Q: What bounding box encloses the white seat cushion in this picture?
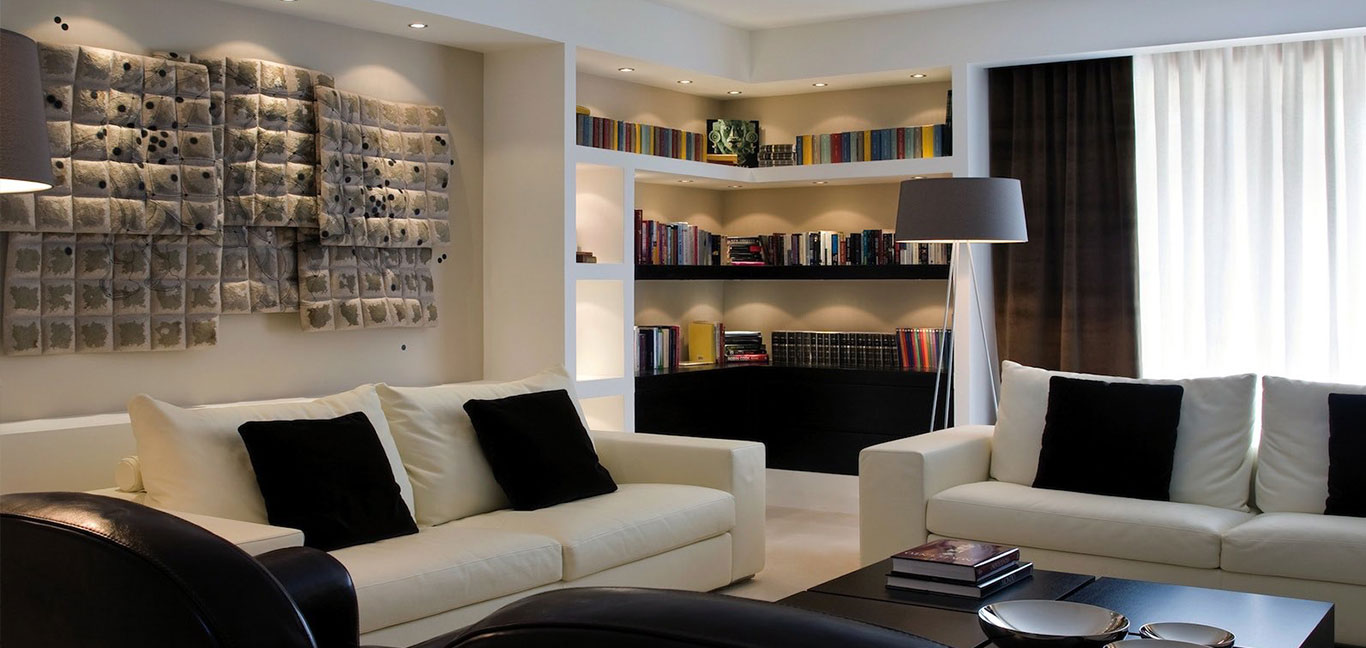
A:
[451,483,735,580]
[127,385,414,524]
[376,367,587,527]
[330,523,562,633]
[927,481,1254,568]
[1256,376,1366,514]
[991,361,1257,510]
[1221,512,1366,586]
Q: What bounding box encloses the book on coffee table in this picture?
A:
[892,539,1020,581]
[887,561,1034,598]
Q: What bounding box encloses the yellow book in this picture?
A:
[802,135,813,165]
[686,322,719,364]
[863,130,872,161]
[922,126,935,158]
[611,120,619,151]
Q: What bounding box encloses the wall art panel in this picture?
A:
[297,236,436,331]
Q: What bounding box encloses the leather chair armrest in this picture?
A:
[859,425,993,565]
[256,546,360,648]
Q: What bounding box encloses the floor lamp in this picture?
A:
[894,177,1027,431]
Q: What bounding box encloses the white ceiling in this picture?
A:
[644,0,1008,30]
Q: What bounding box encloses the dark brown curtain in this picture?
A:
[989,57,1138,377]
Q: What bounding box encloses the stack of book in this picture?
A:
[575,109,706,162]
[632,215,953,268]
[886,539,1033,598]
[895,328,952,371]
[758,144,795,167]
[635,325,681,372]
[723,330,768,363]
[794,124,951,165]
[725,237,766,266]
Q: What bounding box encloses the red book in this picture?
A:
[892,539,1020,582]
[833,132,843,163]
[896,128,906,159]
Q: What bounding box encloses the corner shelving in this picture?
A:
[635,264,950,281]
[574,145,956,189]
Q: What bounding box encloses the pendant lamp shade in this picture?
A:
[0,29,55,194]
[894,177,1027,243]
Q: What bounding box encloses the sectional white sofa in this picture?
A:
[89,368,765,646]
[860,363,1366,645]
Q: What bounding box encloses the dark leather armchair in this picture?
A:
[2,492,945,648]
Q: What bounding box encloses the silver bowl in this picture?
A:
[979,600,1130,648]
[1106,640,1210,648]
[1139,623,1235,648]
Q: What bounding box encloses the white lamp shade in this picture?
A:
[894,177,1027,243]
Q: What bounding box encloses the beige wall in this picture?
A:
[633,180,949,343]
[576,72,720,134]
[722,82,951,147]
[0,0,484,421]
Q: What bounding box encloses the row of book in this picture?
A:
[888,539,1033,598]
[727,232,951,267]
[771,329,950,371]
[634,213,953,267]
[636,325,681,372]
[637,323,772,371]
[757,144,795,167]
[794,124,951,165]
[576,113,706,162]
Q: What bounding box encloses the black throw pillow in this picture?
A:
[1326,393,1366,517]
[463,389,617,510]
[1033,376,1185,501]
[238,411,417,551]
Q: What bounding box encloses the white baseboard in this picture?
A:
[765,469,858,515]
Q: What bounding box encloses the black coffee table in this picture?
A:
[779,559,1335,648]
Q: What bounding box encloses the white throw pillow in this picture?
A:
[1256,376,1366,514]
[991,361,1257,510]
[128,385,414,524]
[376,366,586,527]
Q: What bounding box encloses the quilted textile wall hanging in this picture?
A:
[0,41,451,355]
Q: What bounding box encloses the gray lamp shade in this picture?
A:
[1,29,54,194]
[894,177,1027,243]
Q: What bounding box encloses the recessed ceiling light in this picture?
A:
[913,176,926,179]
[812,82,828,87]
[617,67,635,72]
[910,73,927,79]
[727,185,742,188]
[678,179,694,183]
[812,181,828,185]
[280,0,297,3]
[408,22,428,29]
[726,90,743,95]
[677,79,693,84]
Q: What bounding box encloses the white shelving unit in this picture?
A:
[485,45,997,433]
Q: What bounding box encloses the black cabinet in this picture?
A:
[635,365,951,475]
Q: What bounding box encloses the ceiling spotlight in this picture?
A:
[678,179,694,183]
[280,0,298,2]
[677,79,693,84]
[812,181,828,185]
[727,90,743,95]
[408,22,428,29]
[727,185,742,188]
[618,67,635,72]
[812,82,828,87]
[913,176,926,180]
[910,73,927,78]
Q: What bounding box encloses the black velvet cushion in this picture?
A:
[463,389,617,510]
[1326,393,1366,517]
[1033,376,1185,501]
[238,412,417,551]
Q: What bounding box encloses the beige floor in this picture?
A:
[719,505,862,601]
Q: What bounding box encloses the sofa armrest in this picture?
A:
[161,509,304,556]
[590,431,765,582]
[859,425,993,565]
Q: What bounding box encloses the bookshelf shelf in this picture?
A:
[634,264,950,281]
[636,362,942,382]
[574,145,956,189]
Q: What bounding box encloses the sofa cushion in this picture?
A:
[376,367,586,526]
[992,361,1257,510]
[128,386,414,524]
[450,483,735,580]
[1257,376,1366,513]
[927,481,1254,568]
[464,389,618,511]
[1221,512,1366,586]
[1034,376,1185,501]
[329,523,563,634]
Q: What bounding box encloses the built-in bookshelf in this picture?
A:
[485,43,997,439]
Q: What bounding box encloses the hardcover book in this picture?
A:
[887,561,1034,598]
[892,539,1020,581]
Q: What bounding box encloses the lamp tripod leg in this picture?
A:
[965,244,999,411]
[929,242,958,432]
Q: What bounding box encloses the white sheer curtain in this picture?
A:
[1134,36,1366,382]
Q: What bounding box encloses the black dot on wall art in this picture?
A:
[54,16,61,23]
[189,137,198,144]
[390,283,396,291]
[158,69,166,77]
[175,96,183,104]
[117,104,126,112]
[170,174,178,182]
[320,230,330,238]
[171,121,178,129]
[161,131,169,138]
[96,130,105,139]
[112,147,121,156]
[90,90,98,99]
[436,256,442,264]
[97,180,107,189]
[53,99,63,109]
[138,181,145,190]
[158,158,167,164]
[297,172,305,181]
[344,176,351,182]
[172,147,178,154]
[414,208,421,216]
[123,62,132,71]
[55,161,64,169]
[61,23,69,31]
[362,143,369,150]
[145,101,155,110]
[202,171,210,179]
[64,247,73,256]
[400,344,407,351]
[195,222,204,230]
[169,52,179,59]
[416,239,423,246]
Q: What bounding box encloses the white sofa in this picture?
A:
[860,364,1366,645]
[94,368,765,646]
